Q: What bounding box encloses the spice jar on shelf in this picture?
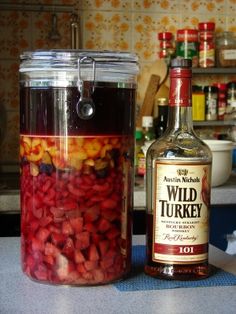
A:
[198,22,215,68]
[192,85,205,121]
[204,85,218,121]
[216,31,236,67]
[158,31,175,65]
[213,83,227,120]
[226,82,236,120]
[176,29,199,67]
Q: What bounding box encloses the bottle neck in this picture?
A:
[167,106,193,131]
[158,105,168,118]
[167,66,193,131]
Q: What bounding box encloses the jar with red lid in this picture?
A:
[198,22,215,68]
[176,29,199,67]
[213,83,227,120]
[158,32,175,65]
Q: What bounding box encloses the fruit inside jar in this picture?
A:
[20,86,135,285]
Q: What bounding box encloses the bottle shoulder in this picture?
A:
[147,129,212,162]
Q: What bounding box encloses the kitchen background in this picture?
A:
[1,0,236,168]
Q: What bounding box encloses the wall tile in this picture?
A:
[133,0,178,13]
[0,60,19,110]
[226,0,236,14]
[81,0,131,10]
[0,111,19,164]
[132,12,180,62]
[0,10,31,59]
[31,11,71,49]
[180,0,227,14]
[82,10,132,50]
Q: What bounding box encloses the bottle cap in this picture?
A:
[171,58,192,68]
[176,29,198,42]
[198,22,215,31]
[135,128,143,140]
[158,32,172,40]
[203,86,218,93]
[142,116,153,128]
[213,83,227,91]
[157,98,168,106]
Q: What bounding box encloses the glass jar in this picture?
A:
[198,22,215,68]
[19,50,139,285]
[176,29,199,67]
[216,31,236,67]
[158,31,175,65]
[192,85,205,121]
[213,83,227,120]
[226,82,236,120]
[204,86,218,121]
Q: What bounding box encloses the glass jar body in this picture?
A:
[19,50,138,285]
[216,32,236,67]
[198,22,215,68]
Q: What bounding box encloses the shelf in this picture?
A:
[193,120,236,126]
[192,67,236,75]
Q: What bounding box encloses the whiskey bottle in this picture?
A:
[145,58,212,280]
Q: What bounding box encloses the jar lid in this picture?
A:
[142,116,153,128]
[198,22,215,31]
[213,83,227,91]
[157,98,168,106]
[227,81,236,89]
[171,58,192,68]
[135,128,143,140]
[192,85,204,93]
[204,86,218,93]
[216,31,236,45]
[19,49,139,85]
[176,29,198,41]
[158,32,172,40]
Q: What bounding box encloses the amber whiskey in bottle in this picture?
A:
[145,59,212,280]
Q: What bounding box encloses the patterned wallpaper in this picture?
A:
[1,0,236,166]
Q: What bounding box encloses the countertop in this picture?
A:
[1,235,236,314]
[1,173,236,213]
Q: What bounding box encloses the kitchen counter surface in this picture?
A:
[1,235,236,314]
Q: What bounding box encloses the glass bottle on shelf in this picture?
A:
[145,58,212,280]
[153,98,168,138]
[142,116,156,142]
[135,128,145,177]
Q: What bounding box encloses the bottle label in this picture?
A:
[152,162,211,264]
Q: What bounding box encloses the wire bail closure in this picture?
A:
[76,56,96,120]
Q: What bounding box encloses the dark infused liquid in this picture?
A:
[20,86,136,136]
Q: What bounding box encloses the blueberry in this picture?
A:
[39,163,54,174]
